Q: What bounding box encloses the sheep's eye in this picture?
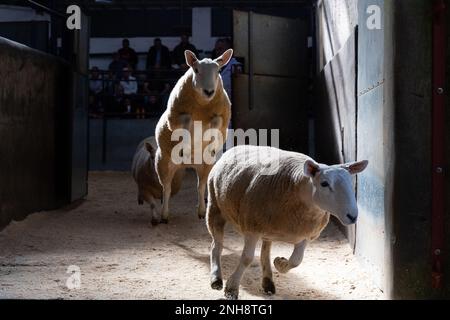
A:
[321,181,330,188]
[194,68,199,74]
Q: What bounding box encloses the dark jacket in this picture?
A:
[118,47,138,69]
[146,45,172,69]
[172,43,199,66]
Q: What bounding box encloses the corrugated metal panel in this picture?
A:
[313,29,357,247]
[356,0,385,291]
[314,30,357,165]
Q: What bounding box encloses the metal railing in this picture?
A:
[88,68,186,119]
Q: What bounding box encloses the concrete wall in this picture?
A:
[0,37,72,229]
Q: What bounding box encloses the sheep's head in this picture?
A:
[303,159,369,226]
[184,49,233,102]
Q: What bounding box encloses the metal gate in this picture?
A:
[70,11,90,202]
[232,10,310,152]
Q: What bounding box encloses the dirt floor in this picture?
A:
[0,171,383,300]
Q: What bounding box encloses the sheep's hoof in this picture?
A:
[274,257,290,274]
[197,208,206,220]
[151,218,160,226]
[224,287,239,300]
[138,199,144,205]
[211,278,223,290]
[262,277,276,295]
[160,218,169,224]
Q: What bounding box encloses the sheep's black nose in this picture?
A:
[203,89,215,97]
[346,214,357,223]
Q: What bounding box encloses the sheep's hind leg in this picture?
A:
[195,166,210,219]
[274,240,308,274]
[225,235,259,300]
[207,203,226,290]
[261,240,276,295]
[149,196,159,226]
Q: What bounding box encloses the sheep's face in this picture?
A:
[185,49,233,102]
[304,159,369,226]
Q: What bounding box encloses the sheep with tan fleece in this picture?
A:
[155,49,233,224]
[131,136,185,225]
[206,145,368,299]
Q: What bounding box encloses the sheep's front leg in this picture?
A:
[210,115,223,130]
[169,113,193,131]
[225,235,259,300]
[205,115,224,158]
[261,240,276,295]
[274,240,308,274]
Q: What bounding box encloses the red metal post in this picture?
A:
[432,0,447,290]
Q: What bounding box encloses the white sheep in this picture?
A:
[131,136,185,225]
[155,49,233,224]
[206,145,368,299]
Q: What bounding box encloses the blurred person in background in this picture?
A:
[109,52,127,80]
[219,38,242,99]
[172,34,198,68]
[211,38,225,60]
[89,67,104,116]
[89,67,103,95]
[146,38,171,70]
[145,95,162,116]
[160,82,172,110]
[118,39,138,70]
[119,67,138,96]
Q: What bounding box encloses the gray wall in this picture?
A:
[315,0,449,298]
[0,37,72,229]
[89,118,159,171]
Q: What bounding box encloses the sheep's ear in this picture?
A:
[214,49,233,68]
[304,159,321,178]
[185,50,198,68]
[342,160,369,175]
[145,142,155,156]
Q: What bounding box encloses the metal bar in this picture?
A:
[431,0,447,290]
[102,117,107,164]
[248,11,254,111]
[27,0,66,18]
[49,0,58,55]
